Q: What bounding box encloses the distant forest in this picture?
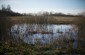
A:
[0,4,84,17]
[0,5,22,16]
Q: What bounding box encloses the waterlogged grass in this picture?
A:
[0,40,85,55]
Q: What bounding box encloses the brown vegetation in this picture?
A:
[9,16,84,24]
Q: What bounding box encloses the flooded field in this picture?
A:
[0,0,85,54]
[11,24,78,48]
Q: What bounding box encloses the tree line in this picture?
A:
[0,4,84,17]
[0,4,22,16]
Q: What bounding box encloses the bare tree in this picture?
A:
[6,4,11,12]
[1,4,11,12]
[1,5,6,11]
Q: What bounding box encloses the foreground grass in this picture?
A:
[0,40,85,55]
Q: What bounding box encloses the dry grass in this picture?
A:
[9,16,84,24]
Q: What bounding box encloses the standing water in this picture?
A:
[11,24,78,48]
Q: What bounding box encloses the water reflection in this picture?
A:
[11,24,78,48]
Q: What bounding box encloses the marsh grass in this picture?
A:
[0,40,85,55]
[0,16,85,55]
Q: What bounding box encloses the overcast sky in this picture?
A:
[0,0,85,14]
